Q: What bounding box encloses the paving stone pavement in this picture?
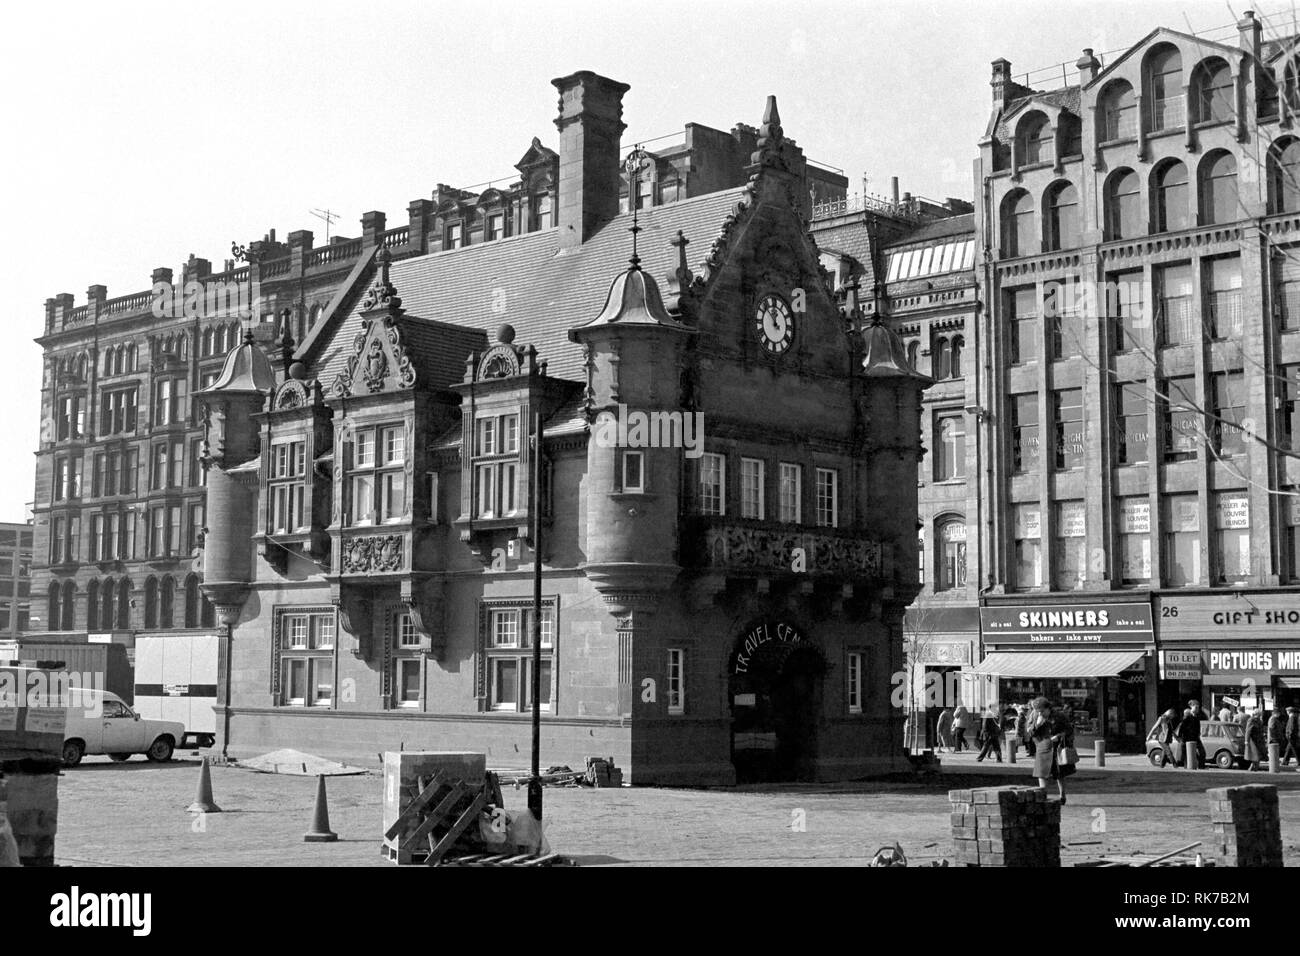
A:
[47,752,1300,866]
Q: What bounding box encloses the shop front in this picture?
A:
[974,599,1157,753]
[902,605,984,751]
[1154,593,1300,716]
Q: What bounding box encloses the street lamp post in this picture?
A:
[528,410,544,822]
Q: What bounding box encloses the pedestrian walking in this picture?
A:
[1267,706,1287,767]
[952,704,971,753]
[1018,704,1036,757]
[1217,702,1234,724]
[1245,709,1267,771]
[1147,707,1178,767]
[976,706,1003,762]
[1027,696,1074,803]
[1176,700,1206,769]
[1283,706,1300,767]
[936,707,954,753]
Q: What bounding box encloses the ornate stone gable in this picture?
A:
[329,250,418,398]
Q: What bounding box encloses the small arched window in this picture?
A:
[116,579,131,629]
[933,337,950,380]
[86,579,99,631]
[159,576,175,629]
[100,580,114,631]
[906,340,919,370]
[1268,138,1300,214]
[1046,181,1079,251]
[1147,45,1184,132]
[936,518,968,591]
[1154,160,1189,233]
[1285,57,1300,113]
[184,574,199,628]
[61,583,74,633]
[202,328,214,357]
[48,583,60,630]
[1002,189,1036,258]
[126,343,137,372]
[1195,58,1234,124]
[1105,169,1142,240]
[144,577,158,629]
[1016,113,1052,167]
[951,335,965,378]
[1099,80,1136,142]
[201,591,215,628]
[1200,151,1239,225]
[103,352,113,376]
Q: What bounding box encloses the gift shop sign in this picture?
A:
[1156,594,1300,637]
[980,603,1153,645]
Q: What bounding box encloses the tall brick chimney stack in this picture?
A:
[1239,9,1262,61]
[552,71,631,251]
[991,59,1014,105]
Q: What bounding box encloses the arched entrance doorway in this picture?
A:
[729,620,825,783]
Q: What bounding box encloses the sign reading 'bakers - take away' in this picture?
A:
[980,603,1154,645]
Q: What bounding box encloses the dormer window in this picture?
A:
[531,193,552,231]
[486,213,505,241]
[445,222,464,250]
[473,413,519,519]
[348,424,406,526]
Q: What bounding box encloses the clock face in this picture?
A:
[755,294,795,354]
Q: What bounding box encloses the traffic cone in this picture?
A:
[303,774,338,843]
[186,756,222,813]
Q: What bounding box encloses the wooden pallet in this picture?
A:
[383,771,502,866]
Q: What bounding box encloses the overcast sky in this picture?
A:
[0,0,1287,517]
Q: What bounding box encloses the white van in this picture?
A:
[62,690,186,767]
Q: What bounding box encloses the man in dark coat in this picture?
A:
[1267,706,1287,766]
[1245,710,1268,771]
[1176,700,1206,769]
[1284,706,1300,767]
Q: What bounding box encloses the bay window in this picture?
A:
[270,439,307,533]
[472,413,519,520]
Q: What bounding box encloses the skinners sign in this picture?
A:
[980,603,1154,645]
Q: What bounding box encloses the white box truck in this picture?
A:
[132,634,218,749]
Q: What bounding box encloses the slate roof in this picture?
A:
[886,214,975,249]
[308,186,748,386]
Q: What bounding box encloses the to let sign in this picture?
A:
[1161,650,1202,680]
[980,603,1154,645]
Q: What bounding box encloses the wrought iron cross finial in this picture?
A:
[625,146,650,269]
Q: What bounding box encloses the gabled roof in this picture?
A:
[307,187,747,385]
[1264,34,1300,64]
[1086,26,1239,92]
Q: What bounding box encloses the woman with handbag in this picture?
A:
[1028,696,1075,804]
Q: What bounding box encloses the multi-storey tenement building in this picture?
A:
[0,522,33,641]
[966,11,1300,751]
[31,110,841,661]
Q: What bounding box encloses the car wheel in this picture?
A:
[1148,749,1165,768]
[108,753,131,762]
[61,739,85,768]
[1216,750,1235,770]
[146,737,174,762]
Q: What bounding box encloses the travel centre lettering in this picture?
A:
[733,622,802,674]
[1209,650,1300,671]
[1017,609,1109,628]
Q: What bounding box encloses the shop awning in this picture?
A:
[968,651,1146,678]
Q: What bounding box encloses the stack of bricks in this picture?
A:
[1207,784,1283,867]
[1,768,60,866]
[949,786,1061,867]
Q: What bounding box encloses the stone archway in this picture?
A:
[728,619,825,783]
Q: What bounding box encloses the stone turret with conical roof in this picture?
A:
[197,329,278,616]
[569,232,696,609]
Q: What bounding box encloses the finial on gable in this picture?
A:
[362,246,402,312]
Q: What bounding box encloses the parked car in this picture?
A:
[61,690,185,767]
[1146,719,1245,769]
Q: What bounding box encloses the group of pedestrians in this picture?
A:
[1148,699,1300,771]
[933,698,1075,802]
